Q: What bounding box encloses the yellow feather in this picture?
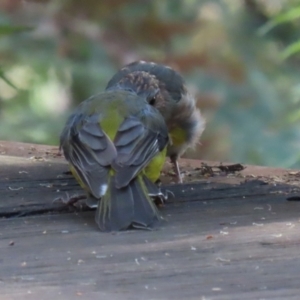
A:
[69,165,87,191]
[143,147,167,182]
[99,108,123,141]
[169,127,186,147]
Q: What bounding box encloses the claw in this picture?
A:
[142,175,172,206]
[149,187,174,206]
[149,191,166,206]
[165,189,175,198]
[53,192,87,208]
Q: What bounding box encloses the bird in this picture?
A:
[106,60,205,183]
[59,89,169,231]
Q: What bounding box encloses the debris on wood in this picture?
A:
[220,230,229,235]
[8,186,23,191]
[39,183,53,188]
[271,233,282,238]
[216,257,230,263]
[218,163,245,173]
[29,156,46,161]
[253,222,264,226]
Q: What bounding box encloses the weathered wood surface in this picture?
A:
[1,141,300,300]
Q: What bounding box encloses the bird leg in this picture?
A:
[170,156,183,183]
[143,177,169,206]
[53,193,87,208]
[151,179,174,206]
[153,189,175,207]
[151,189,167,206]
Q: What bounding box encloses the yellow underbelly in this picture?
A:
[143,147,167,182]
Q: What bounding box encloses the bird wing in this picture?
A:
[112,114,167,189]
[61,113,117,198]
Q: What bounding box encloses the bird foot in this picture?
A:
[151,188,174,207]
[53,193,87,209]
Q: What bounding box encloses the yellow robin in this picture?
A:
[59,89,169,231]
[106,61,205,183]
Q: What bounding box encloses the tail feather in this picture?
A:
[130,176,159,229]
[95,176,134,231]
[95,175,159,231]
[85,196,98,209]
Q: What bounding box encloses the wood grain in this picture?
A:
[1,141,300,300]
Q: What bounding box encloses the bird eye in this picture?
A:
[149,97,156,105]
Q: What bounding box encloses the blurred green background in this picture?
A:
[1,0,300,167]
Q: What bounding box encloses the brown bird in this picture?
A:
[106,61,205,183]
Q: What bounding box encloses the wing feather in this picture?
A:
[112,115,164,189]
[60,113,117,198]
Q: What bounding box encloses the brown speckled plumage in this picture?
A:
[106,61,205,183]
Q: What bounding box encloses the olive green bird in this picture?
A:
[106,61,205,183]
[59,89,169,231]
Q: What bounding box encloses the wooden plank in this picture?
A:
[1,154,298,215]
[0,155,75,214]
[1,141,300,299]
[1,195,300,299]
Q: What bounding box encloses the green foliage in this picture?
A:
[259,4,300,59]
[258,6,300,36]
[0,68,18,90]
[0,23,32,89]
[1,0,300,168]
[282,40,300,59]
[0,24,33,36]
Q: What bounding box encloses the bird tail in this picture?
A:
[95,175,160,231]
